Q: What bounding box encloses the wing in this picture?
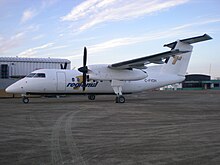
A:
[108,49,188,69]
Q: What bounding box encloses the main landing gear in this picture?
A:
[111,80,126,104]
[115,95,125,103]
[88,95,96,100]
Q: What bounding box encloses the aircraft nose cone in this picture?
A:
[5,84,23,94]
[5,85,15,93]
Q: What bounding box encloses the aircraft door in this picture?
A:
[56,72,66,91]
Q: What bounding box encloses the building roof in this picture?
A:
[185,74,211,81]
[0,57,71,63]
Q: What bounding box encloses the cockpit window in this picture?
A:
[26,73,46,78]
[26,73,36,77]
[34,73,46,78]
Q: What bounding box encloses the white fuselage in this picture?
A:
[5,65,185,95]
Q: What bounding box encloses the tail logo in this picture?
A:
[172,55,182,65]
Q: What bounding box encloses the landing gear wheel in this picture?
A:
[88,95,95,100]
[115,95,125,103]
[22,97,29,104]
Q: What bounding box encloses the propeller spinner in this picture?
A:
[78,47,88,91]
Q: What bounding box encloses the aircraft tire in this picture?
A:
[118,95,125,103]
[115,96,125,103]
[22,97,29,104]
[88,95,95,100]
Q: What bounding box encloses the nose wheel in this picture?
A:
[22,97,29,104]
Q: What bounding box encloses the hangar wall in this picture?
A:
[0,57,71,79]
[162,74,220,90]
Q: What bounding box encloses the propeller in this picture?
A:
[78,47,88,91]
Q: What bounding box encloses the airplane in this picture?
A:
[5,34,212,104]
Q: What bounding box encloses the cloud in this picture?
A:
[20,0,59,24]
[67,15,219,60]
[87,31,183,54]
[61,0,189,32]
[41,0,59,8]
[0,24,42,54]
[66,29,184,61]
[32,34,45,41]
[0,32,25,53]
[19,43,54,57]
[61,0,115,21]
[48,45,69,50]
[86,17,219,55]
[88,37,142,53]
[21,8,37,23]
[172,18,220,30]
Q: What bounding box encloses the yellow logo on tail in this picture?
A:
[172,55,182,65]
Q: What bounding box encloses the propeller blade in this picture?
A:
[83,72,86,91]
[83,47,87,67]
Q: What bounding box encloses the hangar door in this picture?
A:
[56,72,66,91]
[1,64,9,79]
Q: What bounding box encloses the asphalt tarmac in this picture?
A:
[0,90,220,165]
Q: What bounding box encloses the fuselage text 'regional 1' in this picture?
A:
[67,82,99,89]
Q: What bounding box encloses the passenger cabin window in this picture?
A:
[26,73,46,78]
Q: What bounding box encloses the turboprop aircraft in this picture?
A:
[6,34,212,103]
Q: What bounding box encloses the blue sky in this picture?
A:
[0,0,220,78]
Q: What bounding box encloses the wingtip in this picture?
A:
[203,33,213,40]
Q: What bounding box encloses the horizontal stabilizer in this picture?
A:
[164,34,212,49]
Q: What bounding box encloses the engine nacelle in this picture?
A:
[88,64,147,81]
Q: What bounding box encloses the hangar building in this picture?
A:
[161,74,220,90]
[0,57,70,79]
[0,57,71,97]
[182,74,220,90]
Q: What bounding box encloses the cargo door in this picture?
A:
[56,72,66,91]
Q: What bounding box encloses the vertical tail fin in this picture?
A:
[161,34,212,76]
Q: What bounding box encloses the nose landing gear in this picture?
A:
[22,97,29,104]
